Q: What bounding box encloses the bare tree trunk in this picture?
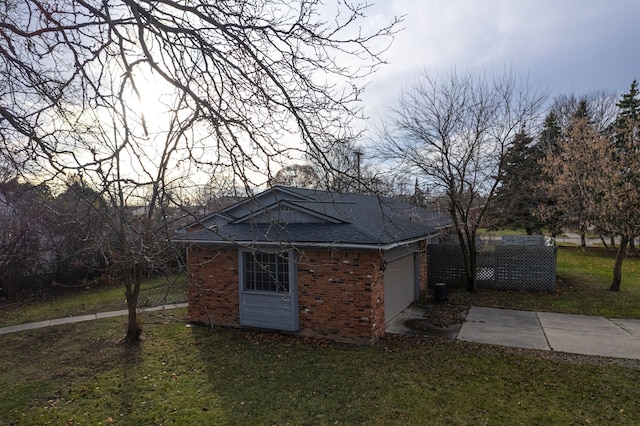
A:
[599,235,608,249]
[467,237,477,292]
[124,266,143,343]
[454,227,471,291]
[611,235,616,249]
[449,196,478,293]
[609,234,629,292]
[580,232,586,248]
[455,223,477,293]
[630,236,635,251]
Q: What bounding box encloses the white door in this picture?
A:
[384,253,417,323]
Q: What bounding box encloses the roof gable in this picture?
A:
[220,186,312,219]
[231,200,344,225]
[175,185,451,248]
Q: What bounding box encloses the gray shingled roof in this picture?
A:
[174,186,451,249]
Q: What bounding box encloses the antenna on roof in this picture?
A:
[354,148,363,194]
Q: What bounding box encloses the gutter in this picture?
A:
[172,232,443,252]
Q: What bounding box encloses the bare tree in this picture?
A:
[377,68,546,292]
[312,138,393,194]
[550,91,619,134]
[0,0,400,342]
[268,164,320,189]
[540,94,619,246]
[541,83,640,291]
[188,167,244,214]
[0,179,56,298]
[49,175,110,287]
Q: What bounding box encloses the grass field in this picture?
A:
[2,314,639,425]
[0,275,187,328]
[447,246,640,319]
[1,247,640,425]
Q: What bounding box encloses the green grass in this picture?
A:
[1,313,639,425]
[4,245,637,327]
[2,247,640,424]
[0,275,187,328]
[476,228,527,236]
[555,245,640,285]
[447,246,640,319]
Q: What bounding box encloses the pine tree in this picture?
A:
[613,80,640,148]
[539,111,562,153]
[410,178,427,206]
[612,80,640,253]
[535,112,564,236]
[490,129,547,234]
[574,99,590,120]
[616,80,639,119]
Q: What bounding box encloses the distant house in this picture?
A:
[174,185,451,343]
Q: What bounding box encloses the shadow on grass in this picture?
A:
[115,343,143,418]
[3,316,640,425]
[188,324,386,424]
[185,323,640,425]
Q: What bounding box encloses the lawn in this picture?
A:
[1,313,639,425]
[0,275,187,328]
[447,246,640,319]
[1,247,640,425]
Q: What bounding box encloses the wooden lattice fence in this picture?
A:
[427,236,556,291]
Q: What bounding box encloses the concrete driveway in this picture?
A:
[388,305,640,360]
[459,307,640,359]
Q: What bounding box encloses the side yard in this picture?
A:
[1,246,639,424]
[442,246,640,319]
[3,246,639,328]
[0,275,187,328]
[1,315,639,425]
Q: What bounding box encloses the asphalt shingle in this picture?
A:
[175,186,451,248]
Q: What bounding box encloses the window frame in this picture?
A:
[241,249,291,294]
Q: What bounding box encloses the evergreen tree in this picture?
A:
[491,113,568,236]
[536,112,564,236]
[539,111,562,153]
[574,99,590,120]
[613,80,640,147]
[616,80,639,119]
[611,80,640,253]
[410,178,427,206]
[490,129,546,234]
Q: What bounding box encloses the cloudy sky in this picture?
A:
[360,0,640,120]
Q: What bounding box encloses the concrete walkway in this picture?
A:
[4,303,640,361]
[388,305,640,360]
[0,303,188,335]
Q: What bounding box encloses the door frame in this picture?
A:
[238,248,299,331]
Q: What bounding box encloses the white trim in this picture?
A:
[175,234,439,251]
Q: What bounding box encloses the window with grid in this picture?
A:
[243,251,290,293]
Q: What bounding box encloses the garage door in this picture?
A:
[384,253,417,323]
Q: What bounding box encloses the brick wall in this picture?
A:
[186,244,417,343]
[296,248,385,343]
[186,246,239,326]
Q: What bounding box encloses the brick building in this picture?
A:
[174,186,450,343]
